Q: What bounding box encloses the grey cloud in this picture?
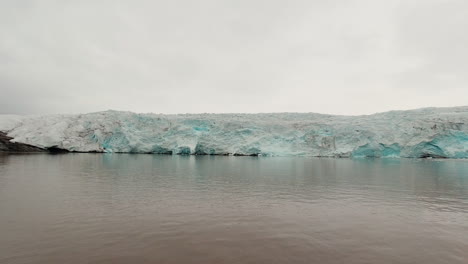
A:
[0,0,466,115]
[392,0,468,91]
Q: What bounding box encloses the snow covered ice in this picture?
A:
[0,107,467,158]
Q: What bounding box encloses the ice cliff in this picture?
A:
[0,107,467,158]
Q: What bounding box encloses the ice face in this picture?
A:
[0,107,467,158]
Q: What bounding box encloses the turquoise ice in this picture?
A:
[1,107,467,158]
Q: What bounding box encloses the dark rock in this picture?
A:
[0,132,45,153]
[46,146,69,153]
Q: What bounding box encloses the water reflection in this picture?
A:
[0,154,467,264]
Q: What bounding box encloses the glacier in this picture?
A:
[0,107,467,158]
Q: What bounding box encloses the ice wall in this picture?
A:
[0,107,467,158]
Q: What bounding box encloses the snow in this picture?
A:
[0,107,467,158]
[0,115,25,131]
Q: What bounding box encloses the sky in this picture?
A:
[0,0,467,115]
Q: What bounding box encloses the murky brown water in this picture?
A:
[0,154,467,264]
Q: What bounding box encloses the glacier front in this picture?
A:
[0,107,467,158]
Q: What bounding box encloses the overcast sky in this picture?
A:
[1,0,467,115]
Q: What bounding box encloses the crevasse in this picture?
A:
[0,107,467,158]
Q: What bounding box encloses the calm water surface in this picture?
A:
[0,154,467,264]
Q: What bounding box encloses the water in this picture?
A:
[0,154,467,264]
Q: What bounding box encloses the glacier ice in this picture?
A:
[0,107,467,158]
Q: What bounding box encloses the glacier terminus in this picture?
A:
[0,107,467,158]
